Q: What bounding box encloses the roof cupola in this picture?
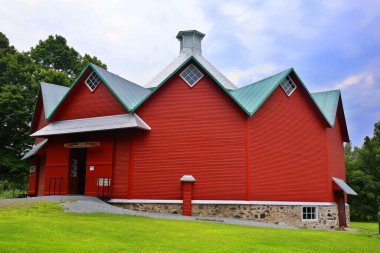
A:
[176,30,205,55]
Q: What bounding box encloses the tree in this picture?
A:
[30,35,81,78]
[30,35,106,80]
[0,32,106,187]
[0,32,16,56]
[346,122,380,220]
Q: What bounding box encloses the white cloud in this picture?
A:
[335,72,375,90]
[225,63,280,86]
[0,0,212,84]
[216,0,314,62]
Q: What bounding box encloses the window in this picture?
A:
[85,71,102,91]
[280,76,297,96]
[180,64,204,87]
[302,206,317,221]
[29,166,36,173]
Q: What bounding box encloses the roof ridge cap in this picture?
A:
[236,68,293,90]
[90,63,146,89]
[193,54,238,90]
[311,89,341,95]
[144,53,192,88]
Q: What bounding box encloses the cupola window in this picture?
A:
[180,64,204,87]
[85,71,102,92]
[280,76,297,96]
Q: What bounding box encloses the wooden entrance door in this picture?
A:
[336,191,347,227]
[68,148,87,194]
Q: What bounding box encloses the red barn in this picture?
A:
[23,30,357,229]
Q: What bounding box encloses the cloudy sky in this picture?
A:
[1,0,379,146]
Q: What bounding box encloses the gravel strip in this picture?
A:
[0,196,296,229]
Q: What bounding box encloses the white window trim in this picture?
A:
[180,64,204,88]
[85,71,101,92]
[301,206,318,221]
[280,76,297,96]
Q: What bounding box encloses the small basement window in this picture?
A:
[85,71,102,92]
[280,76,297,96]
[180,64,204,87]
[302,206,317,221]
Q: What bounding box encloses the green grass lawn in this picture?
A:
[350,221,379,234]
[0,201,379,253]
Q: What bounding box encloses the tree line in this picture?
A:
[0,32,106,188]
[345,122,380,221]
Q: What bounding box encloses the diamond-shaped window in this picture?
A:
[180,64,204,87]
[280,76,297,96]
[85,71,102,92]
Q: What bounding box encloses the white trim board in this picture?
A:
[108,199,337,206]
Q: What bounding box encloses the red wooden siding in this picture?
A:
[37,156,46,196]
[248,73,330,202]
[27,61,349,204]
[326,104,347,202]
[28,171,37,196]
[111,131,131,198]
[85,132,114,196]
[133,61,247,200]
[51,69,127,121]
[44,137,69,195]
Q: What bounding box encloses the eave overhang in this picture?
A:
[332,177,358,195]
[30,114,151,137]
[21,139,48,161]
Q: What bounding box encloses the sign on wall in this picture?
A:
[64,142,101,148]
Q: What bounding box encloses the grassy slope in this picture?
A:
[0,202,379,253]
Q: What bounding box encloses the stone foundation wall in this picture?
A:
[113,203,345,229]
[114,203,182,215]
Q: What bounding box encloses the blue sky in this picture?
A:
[0,0,379,146]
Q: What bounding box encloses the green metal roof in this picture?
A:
[229,68,292,116]
[90,64,152,111]
[311,90,340,127]
[39,62,341,131]
[228,68,338,128]
[46,64,152,121]
[40,82,69,120]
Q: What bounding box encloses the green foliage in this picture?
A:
[30,35,81,78]
[30,35,107,79]
[32,68,71,87]
[0,33,16,56]
[0,202,379,253]
[346,121,380,221]
[0,32,106,186]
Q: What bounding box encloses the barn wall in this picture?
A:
[326,106,347,202]
[44,137,69,195]
[51,68,127,121]
[37,156,46,196]
[28,171,37,196]
[85,132,114,196]
[134,61,247,200]
[248,73,330,202]
[111,131,131,198]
